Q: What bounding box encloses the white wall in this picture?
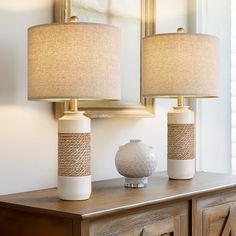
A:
[0,0,188,195]
[194,0,231,173]
[231,1,236,174]
[0,1,57,194]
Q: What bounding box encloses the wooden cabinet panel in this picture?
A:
[1,173,236,236]
[202,203,233,235]
[192,190,236,236]
[89,202,189,236]
[0,208,73,236]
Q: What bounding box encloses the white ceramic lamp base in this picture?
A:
[167,106,195,180]
[58,111,91,200]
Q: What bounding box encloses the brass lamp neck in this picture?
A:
[177,96,184,107]
[69,16,79,23]
[69,99,78,112]
[177,27,185,33]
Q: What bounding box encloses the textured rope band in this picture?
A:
[58,133,91,176]
[168,124,195,160]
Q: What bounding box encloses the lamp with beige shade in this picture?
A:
[28,19,121,200]
[143,29,219,179]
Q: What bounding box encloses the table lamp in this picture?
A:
[143,28,219,179]
[28,18,121,200]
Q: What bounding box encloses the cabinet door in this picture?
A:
[88,201,189,236]
[0,208,73,236]
[192,190,236,236]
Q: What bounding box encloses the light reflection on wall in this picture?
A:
[0,0,57,195]
[0,0,52,11]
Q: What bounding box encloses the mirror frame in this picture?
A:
[53,0,156,119]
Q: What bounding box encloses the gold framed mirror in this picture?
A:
[53,0,156,119]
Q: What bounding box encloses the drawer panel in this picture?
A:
[192,189,236,236]
[0,208,73,236]
[89,201,189,236]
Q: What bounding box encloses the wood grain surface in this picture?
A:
[192,188,236,236]
[0,172,236,220]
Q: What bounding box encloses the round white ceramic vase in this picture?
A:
[115,140,157,188]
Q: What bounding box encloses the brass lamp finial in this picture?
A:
[177,27,185,33]
[69,16,79,23]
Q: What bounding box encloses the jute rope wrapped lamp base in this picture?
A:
[27,17,121,200]
[143,28,219,180]
[168,106,195,179]
[58,111,91,200]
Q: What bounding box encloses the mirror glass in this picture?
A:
[72,0,141,103]
[53,0,155,118]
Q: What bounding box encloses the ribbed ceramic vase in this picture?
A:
[115,140,157,188]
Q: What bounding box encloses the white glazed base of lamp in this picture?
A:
[168,159,195,179]
[58,111,91,200]
[167,106,195,180]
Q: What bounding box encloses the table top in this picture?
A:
[1,172,236,219]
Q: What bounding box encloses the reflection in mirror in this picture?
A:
[72,0,141,103]
[53,0,156,118]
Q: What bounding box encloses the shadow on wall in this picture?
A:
[0,44,17,104]
[90,100,175,181]
[0,1,52,12]
[0,1,58,195]
[0,0,53,105]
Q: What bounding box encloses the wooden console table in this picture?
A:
[1,172,236,236]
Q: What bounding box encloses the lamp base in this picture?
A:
[168,159,195,179]
[167,106,195,180]
[58,111,91,200]
[58,176,91,200]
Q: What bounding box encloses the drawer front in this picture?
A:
[192,189,236,236]
[0,208,73,236]
[89,201,189,236]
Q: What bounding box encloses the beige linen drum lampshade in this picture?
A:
[28,23,121,101]
[143,33,219,98]
[142,32,219,180]
[28,21,121,201]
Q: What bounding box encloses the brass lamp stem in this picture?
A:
[176,28,184,108]
[67,16,79,113]
[177,96,184,107]
[69,99,78,112]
